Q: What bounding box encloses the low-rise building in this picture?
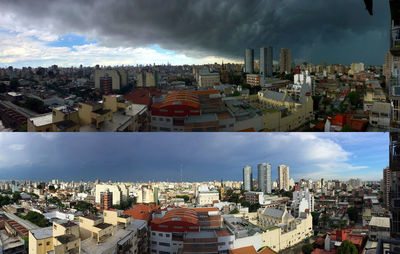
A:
[369,102,391,129]
[368,216,390,241]
[258,206,313,252]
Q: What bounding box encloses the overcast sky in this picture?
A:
[0,0,390,68]
[0,133,388,182]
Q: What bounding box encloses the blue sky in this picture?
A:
[0,133,388,182]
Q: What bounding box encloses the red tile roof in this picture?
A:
[124,204,159,222]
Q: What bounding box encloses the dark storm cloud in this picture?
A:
[0,133,387,182]
[2,0,390,64]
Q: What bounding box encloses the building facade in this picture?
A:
[258,163,271,194]
[278,165,290,191]
[243,166,253,192]
[279,48,291,74]
[245,48,255,74]
[260,47,273,78]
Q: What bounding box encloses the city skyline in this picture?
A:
[0,132,388,182]
[0,0,390,68]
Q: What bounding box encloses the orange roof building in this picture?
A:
[124,204,159,223]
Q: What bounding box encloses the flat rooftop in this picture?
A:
[81,228,132,254]
[82,214,100,221]
[0,230,24,250]
[184,230,217,239]
[95,222,112,230]
[79,112,132,132]
[125,104,147,116]
[55,234,78,244]
[29,113,52,126]
[185,113,218,123]
[30,227,53,240]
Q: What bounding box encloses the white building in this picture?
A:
[196,185,220,206]
[258,206,313,253]
[95,184,128,206]
[292,188,314,217]
[292,70,315,96]
[349,62,365,74]
[94,69,128,91]
[198,69,220,88]
[136,185,155,204]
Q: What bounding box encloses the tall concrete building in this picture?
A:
[384,51,393,85]
[279,48,291,74]
[258,163,272,194]
[245,48,254,74]
[95,183,128,206]
[383,166,391,209]
[278,165,290,191]
[137,70,158,87]
[100,189,113,210]
[94,69,128,94]
[260,47,273,78]
[243,165,253,191]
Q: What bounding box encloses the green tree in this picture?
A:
[9,79,20,91]
[302,243,314,254]
[23,236,29,248]
[322,97,331,111]
[48,185,55,191]
[23,98,48,114]
[176,195,190,202]
[249,203,261,212]
[0,195,11,206]
[12,192,21,203]
[312,95,322,111]
[240,200,251,208]
[347,207,358,223]
[336,239,358,254]
[0,83,7,93]
[311,212,320,226]
[339,103,348,113]
[341,125,354,132]
[347,91,360,106]
[229,208,239,214]
[228,91,241,97]
[23,211,49,227]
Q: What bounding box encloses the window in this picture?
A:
[159,233,163,236]
[46,242,50,246]
[166,118,171,122]
[152,232,156,236]
[152,117,156,121]
[39,243,42,246]
[152,241,157,244]
[159,242,170,247]
[165,234,170,237]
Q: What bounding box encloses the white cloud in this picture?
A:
[0,27,240,67]
[8,144,25,151]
